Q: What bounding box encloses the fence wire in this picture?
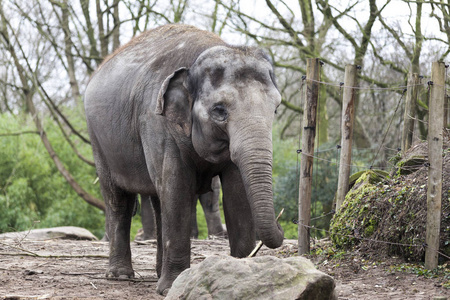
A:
[293,222,450,262]
[292,64,448,264]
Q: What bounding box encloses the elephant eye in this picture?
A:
[211,104,228,122]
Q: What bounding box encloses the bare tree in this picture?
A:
[0,2,105,210]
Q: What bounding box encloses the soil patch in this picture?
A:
[0,238,448,299]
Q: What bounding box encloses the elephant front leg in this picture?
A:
[220,164,256,257]
[156,169,196,294]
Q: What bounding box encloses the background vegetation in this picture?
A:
[0,112,104,237]
[0,0,448,239]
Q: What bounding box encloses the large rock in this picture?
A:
[0,226,98,241]
[166,255,336,300]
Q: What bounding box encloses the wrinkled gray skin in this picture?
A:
[84,24,283,294]
[137,176,226,240]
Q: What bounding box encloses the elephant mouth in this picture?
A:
[198,142,229,164]
[212,140,229,156]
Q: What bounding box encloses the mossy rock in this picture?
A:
[331,169,388,212]
[330,170,383,248]
[330,137,449,263]
[393,155,426,176]
[348,169,389,190]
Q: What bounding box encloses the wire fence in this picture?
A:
[290,63,449,263]
[293,221,450,262]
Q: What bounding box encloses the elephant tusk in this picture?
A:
[248,208,284,258]
[93,177,99,185]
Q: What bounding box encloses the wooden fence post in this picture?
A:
[335,65,357,211]
[402,73,420,155]
[425,61,445,270]
[445,95,449,129]
[298,58,321,254]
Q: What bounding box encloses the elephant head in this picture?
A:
[155,45,283,249]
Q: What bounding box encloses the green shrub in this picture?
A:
[0,112,104,237]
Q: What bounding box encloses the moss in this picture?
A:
[348,169,389,190]
[364,225,375,236]
[395,155,426,176]
[330,138,449,263]
[330,170,384,248]
[389,151,402,166]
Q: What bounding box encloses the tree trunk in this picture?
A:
[112,0,120,51]
[411,1,423,74]
[96,0,108,58]
[317,84,328,146]
[80,0,101,67]
[61,0,81,101]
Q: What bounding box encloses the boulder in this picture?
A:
[166,255,336,300]
[0,226,98,241]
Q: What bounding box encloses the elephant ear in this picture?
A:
[155,67,192,136]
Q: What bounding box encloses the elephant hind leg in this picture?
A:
[138,195,157,240]
[101,180,137,279]
[199,177,226,237]
[190,198,199,239]
[148,195,163,278]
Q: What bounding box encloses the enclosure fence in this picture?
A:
[294,59,447,270]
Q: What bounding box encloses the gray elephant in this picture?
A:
[84,24,284,294]
[136,176,226,240]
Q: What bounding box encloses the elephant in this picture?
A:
[136,176,226,240]
[84,24,284,294]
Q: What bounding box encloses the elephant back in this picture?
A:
[96,24,227,82]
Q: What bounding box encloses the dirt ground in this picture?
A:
[0,237,448,300]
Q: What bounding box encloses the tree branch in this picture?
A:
[264,0,308,50]
[378,13,412,59]
[34,77,91,144]
[369,40,407,74]
[45,103,96,167]
[317,0,359,49]
[0,11,104,211]
[0,131,40,137]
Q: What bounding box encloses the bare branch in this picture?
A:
[45,102,96,167]
[369,40,407,74]
[378,14,412,59]
[0,9,104,211]
[264,0,308,50]
[0,131,40,137]
[317,0,359,49]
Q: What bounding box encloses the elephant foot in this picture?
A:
[156,276,175,295]
[134,228,156,241]
[106,266,135,279]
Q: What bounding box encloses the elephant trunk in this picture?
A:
[229,119,284,249]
